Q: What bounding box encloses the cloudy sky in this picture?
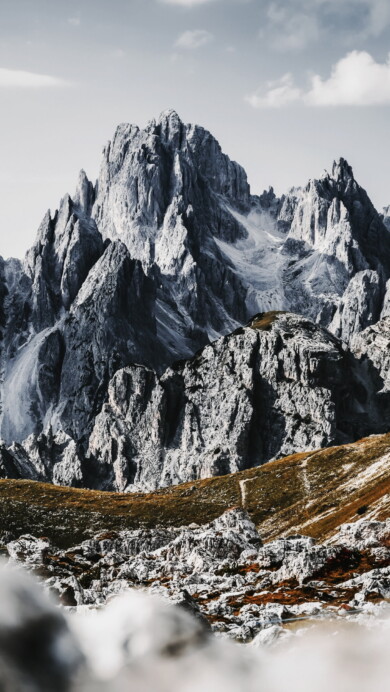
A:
[1,0,390,257]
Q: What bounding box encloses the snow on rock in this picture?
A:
[215,206,286,315]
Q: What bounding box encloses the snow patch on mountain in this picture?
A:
[215,207,286,314]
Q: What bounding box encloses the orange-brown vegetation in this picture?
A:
[0,433,388,548]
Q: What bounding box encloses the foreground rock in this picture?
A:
[5,509,390,645]
[1,564,389,692]
[0,567,81,691]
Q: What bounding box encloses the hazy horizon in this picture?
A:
[1,0,390,259]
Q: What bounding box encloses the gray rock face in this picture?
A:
[92,110,253,364]
[25,190,104,331]
[58,240,160,442]
[351,317,390,395]
[278,160,390,341]
[86,312,387,492]
[93,110,250,251]
[1,111,390,489]
[0,430,84,487]
[0,188,104,445]
[382,205,390,231]
[329,270,383,343]
[0,220,159,448]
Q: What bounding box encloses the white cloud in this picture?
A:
[263,0,390,52]
[264,4,320,52]
[307,51,390,106]
[0,67,71,89]
[159,0,250,6]
[245,73,302,108]
[246,51,390,108]
[175,29,214,49]
[68,17,81,26]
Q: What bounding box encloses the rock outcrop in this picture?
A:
[351,317,390,393]
[1,311,389,491]
[86,312,388,491]
[5,510,390,645]
[0,566,82,691]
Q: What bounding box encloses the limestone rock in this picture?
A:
[351,317,390,425]
[86,312,386,491]
[4,511,390,648]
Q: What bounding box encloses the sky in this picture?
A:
[1,0,390,258]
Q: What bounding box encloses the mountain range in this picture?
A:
[1,109,390,491]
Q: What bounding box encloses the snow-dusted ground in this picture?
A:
[216,207,287,314]
[1,326,57,444]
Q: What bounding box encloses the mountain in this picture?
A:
[383,205,390,231]
[1,110,390,489]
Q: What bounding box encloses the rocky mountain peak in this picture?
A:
[156,108,185,147]
[73,169,95,216]
[382,205,390,231]
[331,157,355,183]
[158,107,182,123]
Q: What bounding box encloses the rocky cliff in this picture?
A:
[85,312,388,491]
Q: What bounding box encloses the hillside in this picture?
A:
[1,432,389,549]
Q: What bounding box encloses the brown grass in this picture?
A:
[247,311,287,331]
[0,433,389,548]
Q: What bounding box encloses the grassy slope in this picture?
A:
[0,434,389,548]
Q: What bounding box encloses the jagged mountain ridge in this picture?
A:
[1,109,390,489]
